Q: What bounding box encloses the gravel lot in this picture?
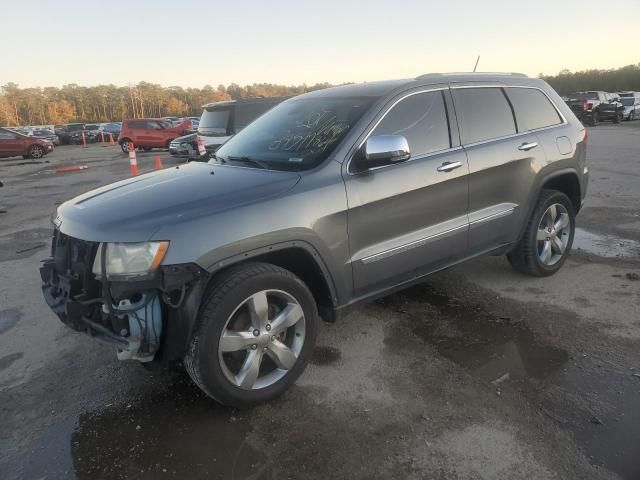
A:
[1,123,639,480]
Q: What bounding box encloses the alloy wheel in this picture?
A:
[30,146,44,159]
[218,289,306,390]
[537,203,571,266]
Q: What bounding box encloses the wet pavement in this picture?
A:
[2,124,640,479]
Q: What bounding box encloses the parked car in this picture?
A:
[96,123,122,142]
[0,127,54,159]
[54,123,85,145]
[30,128,60,145]
[169,97,288,160]
[618,92,640,121]
[118,118,192,153]
[68,124,100,144]
[565,91,624,125]
[40,73,588,407]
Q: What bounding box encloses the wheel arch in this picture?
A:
[206,241,340,322]
[514,168,582,245]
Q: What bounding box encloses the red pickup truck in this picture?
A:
[118,118,193,153]
[0,127,54,159]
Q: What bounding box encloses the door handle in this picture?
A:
[518,141,538,151]
[437,160,463,172]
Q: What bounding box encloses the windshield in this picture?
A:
[214,96,377,172]
[620,98,635,106]
[33,130,51,136]
[198,109,230,136]
[570,92,598,100]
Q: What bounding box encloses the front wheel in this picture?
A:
[185,262,318,407]
[507,190,575,277]
[120,140,132,153]
[28,145,45,159]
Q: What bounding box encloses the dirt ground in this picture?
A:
[1,124,639,480]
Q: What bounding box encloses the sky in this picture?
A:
[1,0,638,89]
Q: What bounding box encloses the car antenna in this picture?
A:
[473,55,480,72]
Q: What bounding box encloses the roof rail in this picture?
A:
[416,72,528,80]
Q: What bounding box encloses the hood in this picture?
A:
[57,162,300,242]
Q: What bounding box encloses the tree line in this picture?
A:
[0,81,333,127]
[540,63,640,96]
[2,63,639,127]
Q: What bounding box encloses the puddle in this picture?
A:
[0,308,22,335]
[15,377,271,480]
[0,352,23,371]
[573,228,640,259]
[311,346,342,366]
[71,378,269,480]
[542,368,640,480]
[383,284,568,383]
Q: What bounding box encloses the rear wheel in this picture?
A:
[185,262,318,407]
[28,145,45,159]
[507,190,575,277]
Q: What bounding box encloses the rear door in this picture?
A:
[451,85,547,254]
[0,129,25,156]
[344,88,469,298]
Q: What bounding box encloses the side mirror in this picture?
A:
[353,134,411,171]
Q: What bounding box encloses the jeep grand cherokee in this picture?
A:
[40,73,588,407]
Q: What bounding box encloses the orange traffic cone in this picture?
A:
[128,142,140,176]
[109,133,115,145]
[82,131,88,148]
[101,130,107,147]
[154,156,164,170]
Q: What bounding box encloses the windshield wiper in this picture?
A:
[223,156,270,170]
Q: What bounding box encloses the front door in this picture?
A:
[344,89,470,298]
[0,129,24,156]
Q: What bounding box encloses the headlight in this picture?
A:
[92,241,169,280]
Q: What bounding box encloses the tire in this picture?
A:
[120,139,132,153]
[185,262,318,407]
[507,190,575,277]
[589,111,599,126]
[28,145,45,159]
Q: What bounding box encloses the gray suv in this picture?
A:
[40,73,588,407]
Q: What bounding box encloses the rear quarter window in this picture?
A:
[506,88,562,131]
[452,88,516,144]
[128,121,147,129]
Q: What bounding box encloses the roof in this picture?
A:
[202,96,290,109]
[295,73,537,100]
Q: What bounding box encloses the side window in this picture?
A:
[506,88,562,131]
[371,91,450,157]
[0,130,16,140]
[146,121,163,130]
[128,121,145,129]
[452,88,516,144]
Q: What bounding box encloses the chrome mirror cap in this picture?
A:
[365,135,411,164]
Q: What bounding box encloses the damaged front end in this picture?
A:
[40,229,208,364]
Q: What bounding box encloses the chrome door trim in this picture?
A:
[346,87,448,175]
[359,224,468,264]
[468,203,518,226]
